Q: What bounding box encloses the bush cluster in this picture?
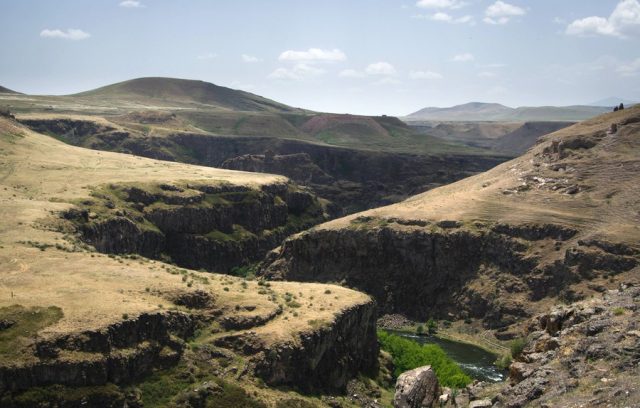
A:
[377,331,472,388]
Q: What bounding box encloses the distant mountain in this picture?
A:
[587,97,637,107]
[0,85,21,94]
[75,77,302,113]
[405,102,610,122]
[407,102,513,122]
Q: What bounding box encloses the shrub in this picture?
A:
[378,331,472,388]
[510,338,527,358]
[427,318,438,334]
[495,354,512,369]
[613,307,625,316]
[416,324,425,335]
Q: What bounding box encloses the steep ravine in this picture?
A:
[65,180,328,273]
[0,290,379,405]
[260,218,639,332]
[20,118,507,214]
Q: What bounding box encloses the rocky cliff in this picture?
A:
[260,106,640,336]
[66,180,327,273]
[253,300,378,392]
[20,118,507,214]
[493,282,640,408]
[1,287,379,405]
[261,218,638,331]
[0,311,195,394]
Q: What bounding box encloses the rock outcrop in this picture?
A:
[393,365,440,408]
[67,181,327,273]
[260,219,637,328]
[491,283,640,408]
[254,300,379,392]
[0,311,196,393]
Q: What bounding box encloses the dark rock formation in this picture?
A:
[69,181,326,273]
[0,311,196,393]
[254,300,379,393]
[491,284,640,408]
[260,220,638,328]
[393,365,440,408]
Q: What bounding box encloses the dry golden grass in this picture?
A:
[322,105,640,245]
[0,117,369,361]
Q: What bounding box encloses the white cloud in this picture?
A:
[365,62,397,75]
[566,0,640,38]
[478,71,497,78]
[268,63,325,80]
[241,54,261,63]
[119,0,144,8]
[483,1,525,25]
[196,52,217,60]
[617,57,640,76]
[452,53,474,62]
[413,12,473,23]
[432,12,452,21]
[40,29,90,40]
[409,70,443,79]
[339,69,366,78]
[278,48,346,62]
[374,77,402,86]
[416,0,466,9]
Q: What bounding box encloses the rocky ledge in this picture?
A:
[0,311,196,394]
[492,282,640,408]
[260,218,638,330]
[65,180,328,273]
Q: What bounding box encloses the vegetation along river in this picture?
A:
[394,331,506,382]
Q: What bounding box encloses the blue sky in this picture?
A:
[1,0,639,115]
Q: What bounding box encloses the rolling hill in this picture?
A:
[75,77,303,112]
[0,85,21,94]
[405,102,610,122]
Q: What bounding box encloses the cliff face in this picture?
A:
[20,118,506,214]
[261,219,638,330]
[0,292,379,401]
[67,181,326,273]
[254,300,378,392]
[0,311,195,394]
[494,283,640,408]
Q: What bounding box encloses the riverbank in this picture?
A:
[377,314,510,356]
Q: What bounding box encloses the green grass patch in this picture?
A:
[510,337,527,359]
[2,384,124,407]
[377,330,471,388]
[0,305,64,362]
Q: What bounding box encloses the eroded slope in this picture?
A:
[0,117,377,406]
[262,106,640,332]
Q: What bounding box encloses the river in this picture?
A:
[393,331,506,382]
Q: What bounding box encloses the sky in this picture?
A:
[1,0,639,115]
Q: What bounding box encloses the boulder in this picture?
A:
[393,365,440,408]
[469,400,492,408]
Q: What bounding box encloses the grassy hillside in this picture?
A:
[330,104,640,239]
[0,85,21,94]
[0,77,492,156]
[405,102,610,122]
[75,77,303,113]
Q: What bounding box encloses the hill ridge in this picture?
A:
[0,85,21,94]
[406,101,610,122]
[74,76,302,113]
